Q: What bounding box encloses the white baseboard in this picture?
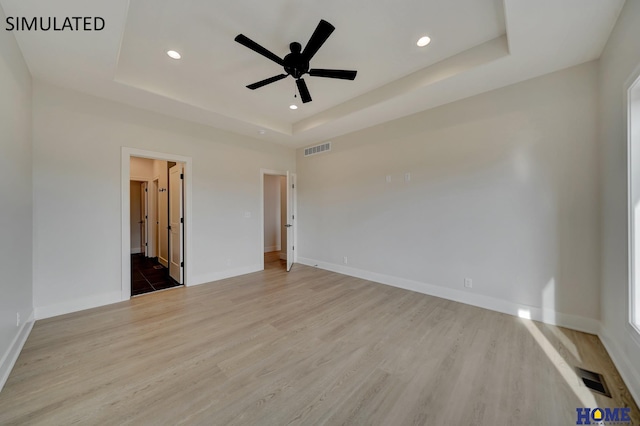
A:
[599,326,640,406]
[131,247,142,254]
[35,291,123,320]
[0,310,35,392]
[297,257,600,335]
[34,263,264,319]
[191,264,263,287]
[158,256,168,267]
[264,245,281,253]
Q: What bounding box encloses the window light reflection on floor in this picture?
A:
[519,317,599,410]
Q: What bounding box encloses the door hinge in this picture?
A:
[180,261,184,267]
[292,215,295,220]
[145,215,148,219]
[180,173,184,179]
[292,184,295,189]
[145,188,148,192]
[180,218,184,224]
[292,246,295,251]
[145,243,148,246]
[168,225,172,230]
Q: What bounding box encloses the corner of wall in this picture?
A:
[0,311,35,392]
[0,2,35,393]
[599,326,640,405]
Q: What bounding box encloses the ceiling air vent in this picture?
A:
[304,142,331,157]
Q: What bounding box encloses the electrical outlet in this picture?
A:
[343,257,348,264]
[16,312,20,327]
[464,278,473,288]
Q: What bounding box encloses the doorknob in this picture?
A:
[284,224,292,228]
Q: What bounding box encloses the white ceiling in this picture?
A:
[0,0,625,148]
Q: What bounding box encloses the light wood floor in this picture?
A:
[1,256,638,425]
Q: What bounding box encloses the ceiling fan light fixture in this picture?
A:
[289,104,298,110]
[417,36,431,47]
[234,19,357,103]
[166,50,181,59]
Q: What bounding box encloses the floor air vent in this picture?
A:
[575,367,612,398]
[304,142,331,157]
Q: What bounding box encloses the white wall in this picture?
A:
[130,156,154,180]
[598,0,640,403]
[263,174,281,252]
[32,81,295,317]
[0,4,34,388]
[297,62,600,332]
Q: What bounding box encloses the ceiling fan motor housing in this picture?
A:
[284,43,309,79]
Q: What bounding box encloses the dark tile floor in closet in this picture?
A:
[131,254,181,296]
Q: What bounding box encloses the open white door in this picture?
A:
[149,179,158,258]
[158,178,169,268]
[140,182,148,257]
[285,172,296,272]
[169,164,184,283]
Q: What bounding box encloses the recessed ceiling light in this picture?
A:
[289,104,298,110]
[417,36,431,47]
[166,50,181,59]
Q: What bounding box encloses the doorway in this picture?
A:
[263,174,287,270]
[261,169,296,272]
[129,180,146,256]
[122,148,192,300]
[129,158,184,296]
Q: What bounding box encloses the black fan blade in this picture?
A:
[296,78,312,103]
[235,34,284,66]
[247,74,288,90]
[301,19,335,61]
[309,69,357,80]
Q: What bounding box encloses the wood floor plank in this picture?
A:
[0,258,638,425]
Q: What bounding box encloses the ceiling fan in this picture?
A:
[234,19,357,104]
